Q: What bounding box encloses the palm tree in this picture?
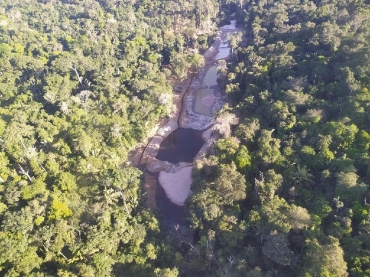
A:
[290,164,315,189]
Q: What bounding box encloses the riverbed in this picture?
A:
[142,20,239,224]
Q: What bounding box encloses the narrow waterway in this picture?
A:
[146,20,239,224]
[194,65,218,116]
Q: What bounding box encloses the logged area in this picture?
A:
[1,0,370,276]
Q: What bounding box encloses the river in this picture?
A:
[142,20,239,224]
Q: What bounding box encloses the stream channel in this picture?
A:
[145,20,238,224]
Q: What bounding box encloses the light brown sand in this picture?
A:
[158,167,193,206]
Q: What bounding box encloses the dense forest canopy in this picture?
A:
[0,0,221,275]
[1,0,370,276]
[185,0,370,276]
